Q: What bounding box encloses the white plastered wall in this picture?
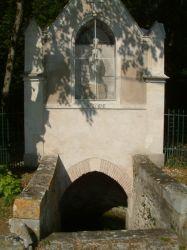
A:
[24,0,167,191]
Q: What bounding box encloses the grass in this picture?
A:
[165,156,187,169]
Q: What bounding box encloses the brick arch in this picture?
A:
[67,158,133,197]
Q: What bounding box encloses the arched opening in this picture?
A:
[60,171,128,232]
[75,19,116,100]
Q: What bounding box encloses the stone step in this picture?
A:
[37,229,179,250]
[0,235,24,250]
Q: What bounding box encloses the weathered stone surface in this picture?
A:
[37,229,179,250]
[9,219,34,248]
[11,155,66,240]
[13,198,41,219]
[0,235,24,250]
[131,155,187,245]
[9,218,40,240]
[20,184,46,200]
[11,153,187,248]
[24,2,166,210]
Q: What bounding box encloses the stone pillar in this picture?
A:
[145,77,166,167]
[143,22,168,167]
[24,19,43,75]
[24,19,44,167]
[24,75,45,167]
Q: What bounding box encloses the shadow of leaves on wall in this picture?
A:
[25,0,165,160]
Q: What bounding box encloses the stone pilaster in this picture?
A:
[24,74,45,168]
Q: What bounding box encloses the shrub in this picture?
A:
[0,165,8,175]
[0,169,21,204]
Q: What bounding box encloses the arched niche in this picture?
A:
[60,171,128,232]
[74,18,116,101]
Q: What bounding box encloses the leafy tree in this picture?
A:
[32,0,68,28]
[2,0,23,102]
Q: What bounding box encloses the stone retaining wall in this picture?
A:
[10,155,69,240]
[9,154,187,248]
[131,155,187,245]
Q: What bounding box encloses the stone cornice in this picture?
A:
[23,73,45,81]
[143,74,169,83]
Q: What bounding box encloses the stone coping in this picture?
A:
[37,229,179,249]
[133,155,187,214]
[13,155,58,220]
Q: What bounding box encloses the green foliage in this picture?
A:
[0,165,8,175]
[165,156,187,168]
[32,0,68,28]
[0,167,21,204]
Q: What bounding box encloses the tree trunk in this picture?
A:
[2,0,23,101]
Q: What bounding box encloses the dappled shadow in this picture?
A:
[40,0,164,108]
[24,0,165,161]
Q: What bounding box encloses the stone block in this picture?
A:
[9,218,40,240]
[9,219,34,248]
[0,235,24,250]
[13,198,41,220]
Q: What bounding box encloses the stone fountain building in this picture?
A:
[24,0,167,229]
[7,0,187,247]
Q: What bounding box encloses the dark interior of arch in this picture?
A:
[60,171,128,232]
[75,19,115,45]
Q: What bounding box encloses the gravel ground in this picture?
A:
[163,167,187,185]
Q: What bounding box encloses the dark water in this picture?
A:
[60,171,127,232]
